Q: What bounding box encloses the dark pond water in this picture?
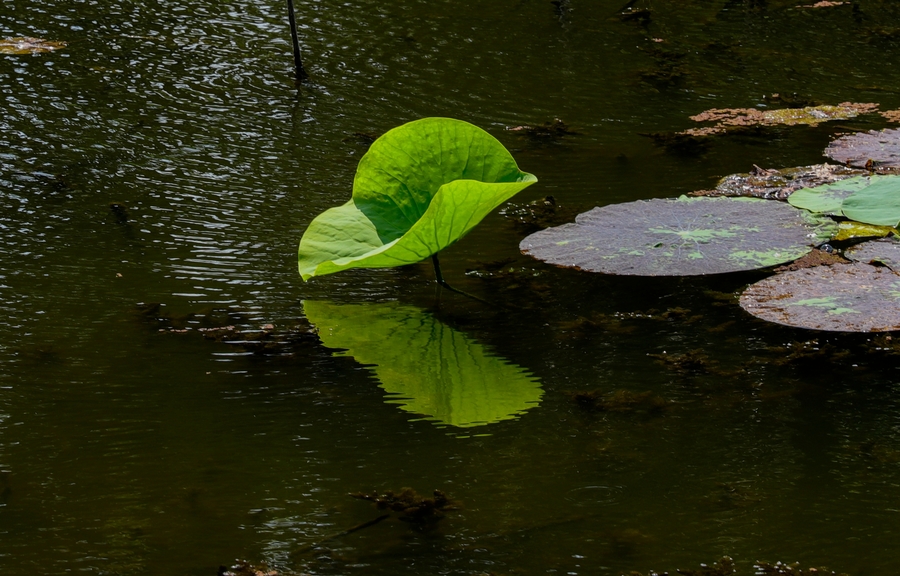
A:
[3,1,900,574]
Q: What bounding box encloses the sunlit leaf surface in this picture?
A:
[304,301,543,429]
[297,118,537,281]
[520,197,835,276]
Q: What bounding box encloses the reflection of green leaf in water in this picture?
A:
[303,301,542,429]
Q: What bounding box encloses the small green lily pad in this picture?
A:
[740,262,900,332]
[787,175,877,216]
[304,300,543,429]
[845,237,900,270]
[520,197,836,276]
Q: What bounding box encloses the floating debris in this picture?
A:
[0,36,67,54]
[754,560,848,576]
[772,247,848,272]
[217,560,278,576]
[500,195,580,233]
[692,163,866,200]
[681,102,879,136]
[351,488,458,526]
[881,109,900,122]
[825,127,900,171]
[571,389,668,413]
[507,118,576,141]
[798,1,849,7]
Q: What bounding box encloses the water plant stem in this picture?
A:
[294,514,390,555]
[431,254,496,306]
[286,0,309,81]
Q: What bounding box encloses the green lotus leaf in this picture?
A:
[787,175,876,216]
[304,300,543,429]
[298,118,537,281]
[841,176,900,227]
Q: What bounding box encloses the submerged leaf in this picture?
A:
[825,128,900,170]
[520,197,836,276]
[304,301,543,428]
[0,37,66,54]
[740,262,900,332]
[297,118,537,281]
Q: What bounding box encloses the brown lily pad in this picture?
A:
[0,37,67,54]
[519,196,835,276]
[691,163,866,200]
[825,128,900,171]
[740,262,900,332]
[845,237,900,270]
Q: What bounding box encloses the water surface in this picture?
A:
[2,1,900,574]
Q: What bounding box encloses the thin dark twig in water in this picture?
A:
[293,514,391,555]
[286,0,309,81]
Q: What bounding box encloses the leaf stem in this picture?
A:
[286,0,309,81]
[431,254,496,307]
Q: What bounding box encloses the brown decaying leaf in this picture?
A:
[798,1,848,7]
[0,37,67,54]
[681,102,879,136]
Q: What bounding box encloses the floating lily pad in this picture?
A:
[825,128,900,170]
[520,197,836,276]
[787,175,878,215]
[787,174,900,227]
[0,37,67,54]
[304,301,543,429]
[845,237,900,270]
[739,262,900,332]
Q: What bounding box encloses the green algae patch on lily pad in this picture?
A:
[304,300,543,429]
[297,118,537,281]
[740,262,900,332]
[519,197,836,276]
